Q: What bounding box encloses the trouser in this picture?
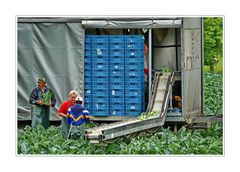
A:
[31,105,50,129]
[68,123,86,140]
[61,118,70,138]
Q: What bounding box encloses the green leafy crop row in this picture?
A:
[18,73,223,155]
[204,73,223,115]
[18,123,222,155]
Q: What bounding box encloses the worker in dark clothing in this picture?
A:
[144,44,149,110]
[29,77,56,129]
[66,96,90,139]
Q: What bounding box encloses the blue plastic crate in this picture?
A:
[125,44,143,51]
[109,44,125,49]
[109,62,124,70]
[125,82,144,89]
[84,68,92,75]
[92,36,109,42]
[110,108,125,116]
[125,68,144,77]
[125,35,144,43]
[92,68,109,73]
[92,54,109,59]
[92,39,108,44]
[92,82,109,89]
[110,96,125,103]
[84,75,92,83]
[92,62,108,69]
[125,62,144,69]
[84,44,92,50]
[92,47,108,56]
[92,88,109,96]
[93,102,109,110]
[92,109,109,117]
[125,56,142,63]
[110,82,124,89]
[93,95,109,103]
[109,50,124,56]
[109,36,125,42]
[84,85,91,92]
[92,55,109,63]
[84,101,93,108]
[84,88,92,96]
[109,102,125,108]
[109,55,125,63]
[84,81,92,88]
[84,72,92,82]
[85,49,92,56]
[84,56,92,63]
[84,95,92,103]
[92,44,108,49]
[93,75,109,82]
[125,50,143,57]
[125,103,142,110]
[126,109,142,116]
[85,35,92,41]
[125,88,143,96]
[110,89,124,96]
[84,102,93,113]
[125,95,142,103]
[94,72,109,77]
[125,75,144,83]
[84,62,92,70]
[110,69,124,77]
[110,75,124,83]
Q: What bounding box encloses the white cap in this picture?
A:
[75,96,83,102]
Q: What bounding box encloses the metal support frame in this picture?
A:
[148,29,152,100]
[201,18,204,116]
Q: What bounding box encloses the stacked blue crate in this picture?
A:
[84,35,145,117]
[91,36,109,116]
[125,35,145,116]
[109,36,125,116]
[84,36,93,115]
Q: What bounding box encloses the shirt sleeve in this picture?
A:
[58,102,65,113]
[83,109,90,123]
[49,89,57,107]
[29,88,38,105]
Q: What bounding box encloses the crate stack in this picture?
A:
[91,36,109,116]
[109,36,125,116]
[84,35,145,117]
[124,35,145,116]
[84,36,93,115]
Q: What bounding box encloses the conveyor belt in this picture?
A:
[84,72,174,143]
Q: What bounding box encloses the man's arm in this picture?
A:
[29,88,38,105]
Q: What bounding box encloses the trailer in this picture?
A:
[17,17,222,141]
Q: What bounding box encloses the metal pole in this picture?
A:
[201,17,204,116]
[148,29,152,100]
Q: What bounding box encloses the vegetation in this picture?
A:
[204,73,223,115]
[18,73,223,155]
[18,122,222,155]
[204,17,223,72]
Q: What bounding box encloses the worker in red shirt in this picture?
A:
[57,90,78,138]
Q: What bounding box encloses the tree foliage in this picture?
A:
[204,17,223,68]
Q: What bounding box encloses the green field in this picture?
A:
[18,73,223,155]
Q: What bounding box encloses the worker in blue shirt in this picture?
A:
[29,77,56,129]
[66,96,90,139]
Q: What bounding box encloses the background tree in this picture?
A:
[204,17,223,71]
